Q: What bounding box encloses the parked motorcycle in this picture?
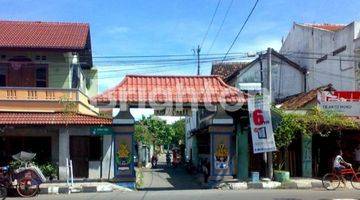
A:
[0,151,46,199]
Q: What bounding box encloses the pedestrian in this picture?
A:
[151,154,158,168]
[202,160,210,183]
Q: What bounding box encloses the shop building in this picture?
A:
[0,20,113,180]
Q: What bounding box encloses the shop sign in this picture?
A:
[317,91,360,117]
[248,96,276,154]
[90,127,113,135]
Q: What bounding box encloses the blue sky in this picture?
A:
[1,0,360,93]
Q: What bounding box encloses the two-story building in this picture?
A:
[280,22,360,91]
[0,20,113,180]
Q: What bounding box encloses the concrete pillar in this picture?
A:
[237,127,249,181]
[209,125,234,181]
[58,128,70,180]
[51,130,59,165]
[302,134,312,177]
[101,135,114,179]
[112,109,136,182]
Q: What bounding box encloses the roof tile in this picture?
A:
[0,20,89,50]
[92,75,246,105]
[0,112,111,125]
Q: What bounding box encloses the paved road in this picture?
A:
[139,155,202,190]
[7,189,360,200]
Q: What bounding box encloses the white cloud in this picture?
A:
[106,26,130,34]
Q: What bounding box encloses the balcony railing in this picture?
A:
[0,87,78,101]
[0,87,98,115]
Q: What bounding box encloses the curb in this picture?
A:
[40,185,115,194]
[213,180,327,190]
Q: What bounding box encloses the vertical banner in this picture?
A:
[114,134,134,179]
[248,96,276,154]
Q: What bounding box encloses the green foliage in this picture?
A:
[274,112,307,150]
[274,106,359,148]
[273,106,359,170]
[9,160,23,169]
[38,162,58,179]
[170,119,186,145]
[134,115,175,146]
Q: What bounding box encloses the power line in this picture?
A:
[92,52,248,59]
[207,0,234,54]
[200,0,222,48]
[221,0,260,62]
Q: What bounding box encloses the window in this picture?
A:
[36,67,47,87]
[0,65,7,86]
[316,55,328,64]
[333,46,346,56]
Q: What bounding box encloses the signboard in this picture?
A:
[248,96,276,154]
[317,91,360,117]
[90,127,113,135]
[154,108,192,116]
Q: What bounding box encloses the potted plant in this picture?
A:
[273,111,306,182]
[39,163,58,181]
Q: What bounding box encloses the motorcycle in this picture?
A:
[0,151,46,199]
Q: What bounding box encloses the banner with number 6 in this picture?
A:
[248,96,276,154]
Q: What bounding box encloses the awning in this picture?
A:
[0,112,112,125]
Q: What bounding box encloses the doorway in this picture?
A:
[70,136,102,178]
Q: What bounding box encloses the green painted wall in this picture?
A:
[237,127,249,180]
[49,64,70,88]
[83,69,98,97]
[302,134,312,177]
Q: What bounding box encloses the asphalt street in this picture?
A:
[6,189,360,200]
[6,156,360,199]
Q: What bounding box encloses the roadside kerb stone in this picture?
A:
[262,181,281,189]
[311,181,323,189]
[281,181,298,189]
[82,186,97,193]
[247,182,263,189]
[97,185,114,192]
[229,182,247,190]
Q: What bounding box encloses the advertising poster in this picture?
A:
[248,96,276,154]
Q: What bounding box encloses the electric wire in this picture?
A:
[207,0,234,54]
[200,0,222,48]
[221,0,260,62]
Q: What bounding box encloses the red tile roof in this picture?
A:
[0,112,111,125]
[92,75,246,106]
[211,62,249,81]
[280,84,335,110]
[0,20,89,50]
[304,23,345,31]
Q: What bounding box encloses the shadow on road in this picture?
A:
[139,163,203,191]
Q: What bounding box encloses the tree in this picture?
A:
[134,116,175,147]
[171,119,186,145]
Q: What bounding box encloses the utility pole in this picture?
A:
[259,53,263,93]
[194,45,201,75]
[266,47,273,180]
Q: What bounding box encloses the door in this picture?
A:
[70,136,90,178]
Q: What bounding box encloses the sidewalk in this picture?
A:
[40,181,133,194]
[206,177,358,190]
